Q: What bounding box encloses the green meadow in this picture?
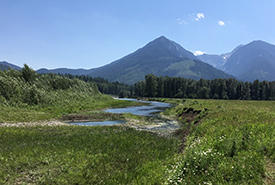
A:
[1,98,274,184]
[0,126,179,184]
[163,99,275,184]
[0,94,143,123]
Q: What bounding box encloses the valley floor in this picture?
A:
[0,98,274,184]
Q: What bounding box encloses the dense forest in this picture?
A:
[47,73,275,100]
[63,74,132,97]
[133,74,275,100]
[1,66,275,103]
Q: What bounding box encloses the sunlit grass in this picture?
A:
[1,97,274,184]
[0,126,179,184]
[162,99,275,184]
[0,94,145,123]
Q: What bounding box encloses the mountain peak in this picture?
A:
[143,36,197,60]
[150,35,172,45]
[249,40,268,45]
[155,35,173,43]
[245,40,275,49]
[84,36,232,84]
[157,35,168,40]
[251,40,265,43]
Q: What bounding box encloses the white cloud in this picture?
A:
[195,13,205,21]
[218,20,225,26]
[197,13,204,19]
[194,50,206,56]
[177,18,187,25]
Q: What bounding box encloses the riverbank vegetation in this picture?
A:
[0,65,142,122]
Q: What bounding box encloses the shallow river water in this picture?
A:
[70,98,173,127]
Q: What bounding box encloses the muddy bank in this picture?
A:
[123,115,180,137]
[0,121,70,127]
[62,112,124,123]
[176,107,208,152]
[178,107,207,124]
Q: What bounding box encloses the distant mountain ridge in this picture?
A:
[37,68,93,76]
[197,41,275,82]
[2,36,275,83]
[224,40,275,81]
[0,63,9,70]
[197,44,243,70]
[196,54,227,70]
[0,61,21,70]
[2,36,234,84]
[85,36,233,84]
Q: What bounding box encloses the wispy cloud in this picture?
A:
[195,13,205,21]
[194,50,206,56]
[177,18,188,25]
[218,20,225,26]
[178,13,205,25]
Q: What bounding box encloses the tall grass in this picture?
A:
[164,99,275,184]
[0,126,179,184]
[0,93,145,123]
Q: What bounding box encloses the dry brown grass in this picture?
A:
[264,158,275,185]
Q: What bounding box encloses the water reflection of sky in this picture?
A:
[70,99,171,126]
[105,99,171,116]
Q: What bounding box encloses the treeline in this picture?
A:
[133,74,275,100]
[63,74,131,97]
[3,65,273,104]
[0,64,99,106]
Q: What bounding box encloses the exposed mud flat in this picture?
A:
[0,121,70,127]
[123,115,180,137]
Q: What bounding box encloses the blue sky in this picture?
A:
[1,0,275,69]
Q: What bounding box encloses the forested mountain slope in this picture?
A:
[224,40,275,81]
[87,36,233,84]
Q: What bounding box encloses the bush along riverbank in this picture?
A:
[0,65,144,123]
[161,99,275,184]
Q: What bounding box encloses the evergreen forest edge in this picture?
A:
[1,65,275,110]
[72,73,275,101]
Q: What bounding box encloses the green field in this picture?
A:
[0,98,274,184]
[0,126,179,184]
[162,99,275,184]
[0,94,144,123]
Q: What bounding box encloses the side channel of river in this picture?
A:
[70,98,179,132]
